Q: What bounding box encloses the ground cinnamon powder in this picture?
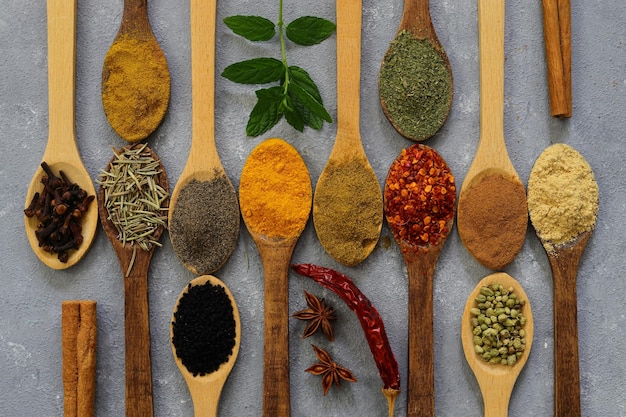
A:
[457,172,527,270]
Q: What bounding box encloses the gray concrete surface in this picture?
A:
[1,0,625,416]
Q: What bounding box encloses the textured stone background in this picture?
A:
[1,0,625,416]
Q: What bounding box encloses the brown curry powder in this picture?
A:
[102,35,170,142]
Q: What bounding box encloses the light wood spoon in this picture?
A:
[239,139,312,417]
[456,0,527,270]
[168,0,239,275]
[384,144,456,417]
[24,0,98,270]
[379,0,453,141]
[313,0,382,267]
[98,145,169,417]
[462,273,534,417]
[171,275,241,417]
[102,0,170,142]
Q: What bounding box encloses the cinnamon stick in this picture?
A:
[62,300,97,417]
[542,0,572,117]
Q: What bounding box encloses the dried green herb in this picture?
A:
[222,0,335,137]
[379,30,452,141]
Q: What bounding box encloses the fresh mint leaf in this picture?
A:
[288,66,323,103]
[286,16,336,46]
[289,82,332,123]
[246,87,284,136]
[291,94,324,130]
[221,58,285,85]
[281,95,305,132]
[224,15,276,41]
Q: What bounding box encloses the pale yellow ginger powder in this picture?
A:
[527,144,599,251]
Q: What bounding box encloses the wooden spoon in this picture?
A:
[456,0,527,270]
[461,273,534,417]
[379,0,453,141]
[171,275,241,417]
[239,139,312,417]
[24,0,98,270]
[98,145,169,417]
[313,0,382,267]
[102,0,170,142]
[384,144,456,417]
[168,0,239,275]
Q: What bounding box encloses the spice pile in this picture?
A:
[527,143,599,251]
[379,30,452,141]
[470,283,527,366]
[384,144,456,251]
[172,281,237,376]
[24,162,95,263]
[98,145,169,254]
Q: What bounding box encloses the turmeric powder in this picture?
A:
[239,138,312,238]
[102,35,170,142]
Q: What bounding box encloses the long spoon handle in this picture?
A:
[45,0,80,162]
[400,0,434,37]
[119,0,150,33]
[259,241,297,417]
[404,245,444,417]
[120,250,155,417]
[334,0,364,154]
[548,243,587,417]
[189,0,220,168]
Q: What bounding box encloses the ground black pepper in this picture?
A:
[169,174,240,275]
[172,281,237,376]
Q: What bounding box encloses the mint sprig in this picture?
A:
[222,3,336,137]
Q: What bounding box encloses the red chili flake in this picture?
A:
[384,144,456,250]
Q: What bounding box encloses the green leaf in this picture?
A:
[282,96,305,132]
[289,82,332,123]
[224,15,276,41]
[291,94,324,130]
[288,66,322,102]
[222,58,285,85]
[286,16,336,46]
[246,87,284,136]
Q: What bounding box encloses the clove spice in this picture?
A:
[24,162,94,263]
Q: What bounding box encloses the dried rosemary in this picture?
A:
[98,145,169,262]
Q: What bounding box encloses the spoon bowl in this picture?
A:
[456,0,527,270]
[171,275,241,417]
[384,144,455,417]
[168,0,239,276]
[101,0,170,142]
[98,144,168,417]
[313,0,382,267]
[25,0,98,270]
[462,273,533,417]
[379,0,453,141]
[239,138,312,417]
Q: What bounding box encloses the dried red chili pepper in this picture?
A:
[291,263,401,392]
[384,144,456,250]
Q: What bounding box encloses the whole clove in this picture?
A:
[25,162,94,262]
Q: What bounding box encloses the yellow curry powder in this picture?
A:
[239,138,312,238]
[102,35,170,142]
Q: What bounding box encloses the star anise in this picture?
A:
[305,344,357,395]
[292,291,337,341]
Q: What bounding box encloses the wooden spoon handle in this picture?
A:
[541,0,572,117]
[259,242,297,417]
[477,0,507,159]
[189,0,220,168]
[119,0,150,32]
[335,0,364,153]
[123,251,155,417]
[548,250,583,417]
[400,0,435,38]
[404,248,444,417]
[46,0,80,160]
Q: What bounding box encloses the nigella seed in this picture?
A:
[172,282,236,376]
